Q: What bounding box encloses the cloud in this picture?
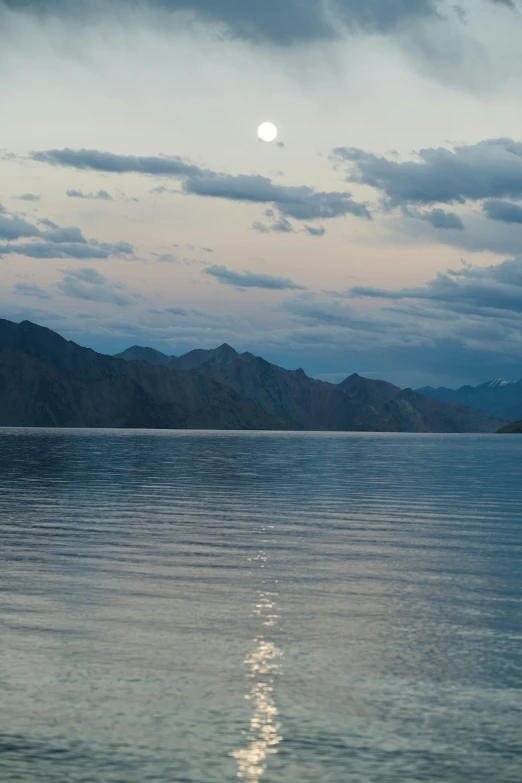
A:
[348,256,522,315]
[13,282,52,299]
[482,199,522,224]
[280,293,392,333]
[15,193,41,202]
[253,210,295,233]
[33,148,200,177]
[0,204,133,259]
[41,226,88,244]
[151,186,180,195]
[3,0,516,47]
[0,211,40,240]
[271,284,522,388]
[90,239,134,255]
[154,253,179,263]
[203,264,306,290]
[272,217,294,232]
[184,171,371,220]
[39,218,59,229]
[32,147,371,223]
[0,241,115,259]
[66,189,113,200]
[421,208,464,230]
[304,225,326,236]
[56,267,142,306]
[0,0,444,44]
[148,306,191,317]
[332,138,522,208]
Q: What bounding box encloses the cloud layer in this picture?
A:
[56,267,142,306]
[349,256,522,315]
[0,0,440,43]
[203,264,305,290]
[32,148,371,224]
[333,138,522,207]
[0,203,133,260]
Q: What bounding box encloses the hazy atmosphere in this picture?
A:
[3,0,522,387]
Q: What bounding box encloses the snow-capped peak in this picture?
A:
[486,378,514,388]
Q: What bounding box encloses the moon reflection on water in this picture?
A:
[231,535,283,782]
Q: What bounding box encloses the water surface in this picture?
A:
[1,429,521,782]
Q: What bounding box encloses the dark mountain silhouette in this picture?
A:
[114,345,177,368]
[0,320,287,430]
[416,378,522,421]
[116,338,504,433]
[115,342,240,371]
[497,420,522,433]
[0,318,505,432]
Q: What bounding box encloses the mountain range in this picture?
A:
[0,318,507,432]
[416,378,522,421]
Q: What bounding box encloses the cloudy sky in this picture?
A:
[2,0,522,387]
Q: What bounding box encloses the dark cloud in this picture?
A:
[151,186,180,195]
[32,147,371,223]
[0,241,114,259]
[66,189,113,200]
[304,225,326,236]
[253,210,295,233]
[0,0,443,44]
[203,264,306,290]
[422,208,464,230]
[90,239,134,255]
[56,267,142,306]
[154,252,179,263]
[15,193,41,201]
[39,218,59,229]
[185,172,371,220]
[0,204,133,259]
[0,211,40,240]
[148,306,191,316]
[41,226,88,244]
[333,138,522,207]
[33,148,200,177]
[273,286,522,388]
[13,282,52,299]
[151,252,200,266]
[482,199,522,224]
[272,217,294,233]
[349,256,522,315]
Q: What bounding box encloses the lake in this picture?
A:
[0,429,521,783]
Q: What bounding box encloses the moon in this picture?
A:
[257,122,278,143]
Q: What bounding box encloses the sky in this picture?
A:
[2,0,522,388]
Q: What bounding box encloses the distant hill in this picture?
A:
[416,377,522,420]
[0,318,506,432]
[497,420,522,433]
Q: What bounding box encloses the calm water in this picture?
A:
[1,429,521,783]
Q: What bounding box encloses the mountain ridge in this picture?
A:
[416,377,522,420]
[112,336,505,433]
[0,319,506,432]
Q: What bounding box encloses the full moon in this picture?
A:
[257,122,278,142]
